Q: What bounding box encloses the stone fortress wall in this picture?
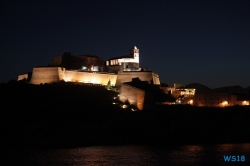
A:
[30,67,64,84]
[119,84,145,110]
[18,74,29,81]
[64,70,117,86]
[30,67,118,86]
[29,67,160,87]
[116,71,160,87]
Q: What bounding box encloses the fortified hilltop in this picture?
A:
[18,46,160,87]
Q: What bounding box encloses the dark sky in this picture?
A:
[1,0,250,88]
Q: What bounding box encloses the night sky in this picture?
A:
[1,0,250,88]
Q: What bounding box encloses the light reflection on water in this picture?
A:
[1,144,250,166]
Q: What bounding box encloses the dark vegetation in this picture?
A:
[1,80,250,148]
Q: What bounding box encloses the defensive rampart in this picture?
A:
[29,68,160,87]
[30,67,64,84]
[119,84,145,110]
[116,71,160,87]
[30,67,117,86]
[64,70,117,86]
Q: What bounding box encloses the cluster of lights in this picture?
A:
[112,94,138,111]
[112,94,120,105]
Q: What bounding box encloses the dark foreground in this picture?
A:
[1,81,250,148]
[2,144,250,166]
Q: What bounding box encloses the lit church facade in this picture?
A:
[106,46,140,72]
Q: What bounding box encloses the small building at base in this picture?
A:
[193,93,250,107]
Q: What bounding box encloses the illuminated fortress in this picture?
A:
[18,46,160,87]
[17,46,250,109]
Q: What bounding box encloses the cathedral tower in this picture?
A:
[130,46,139,64]
[130,46,139,58]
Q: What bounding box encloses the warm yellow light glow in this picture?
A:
[131,108,137,111]
[222,101,228,105]
[242,101,249,105]
[122,105,128,108]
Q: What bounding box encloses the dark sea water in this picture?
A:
[1,144,250,166]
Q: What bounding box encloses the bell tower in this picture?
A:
[130,46,139,58]
[129,46,139,65]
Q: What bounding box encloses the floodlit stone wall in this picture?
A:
[116,71,160,87]
[64,70,117,86]
[152,72,160,85]
[30,67,64,84]
[18,74,29,81]
[29,67,160,88]
[119,84,145,110]
[30,67,117,86]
